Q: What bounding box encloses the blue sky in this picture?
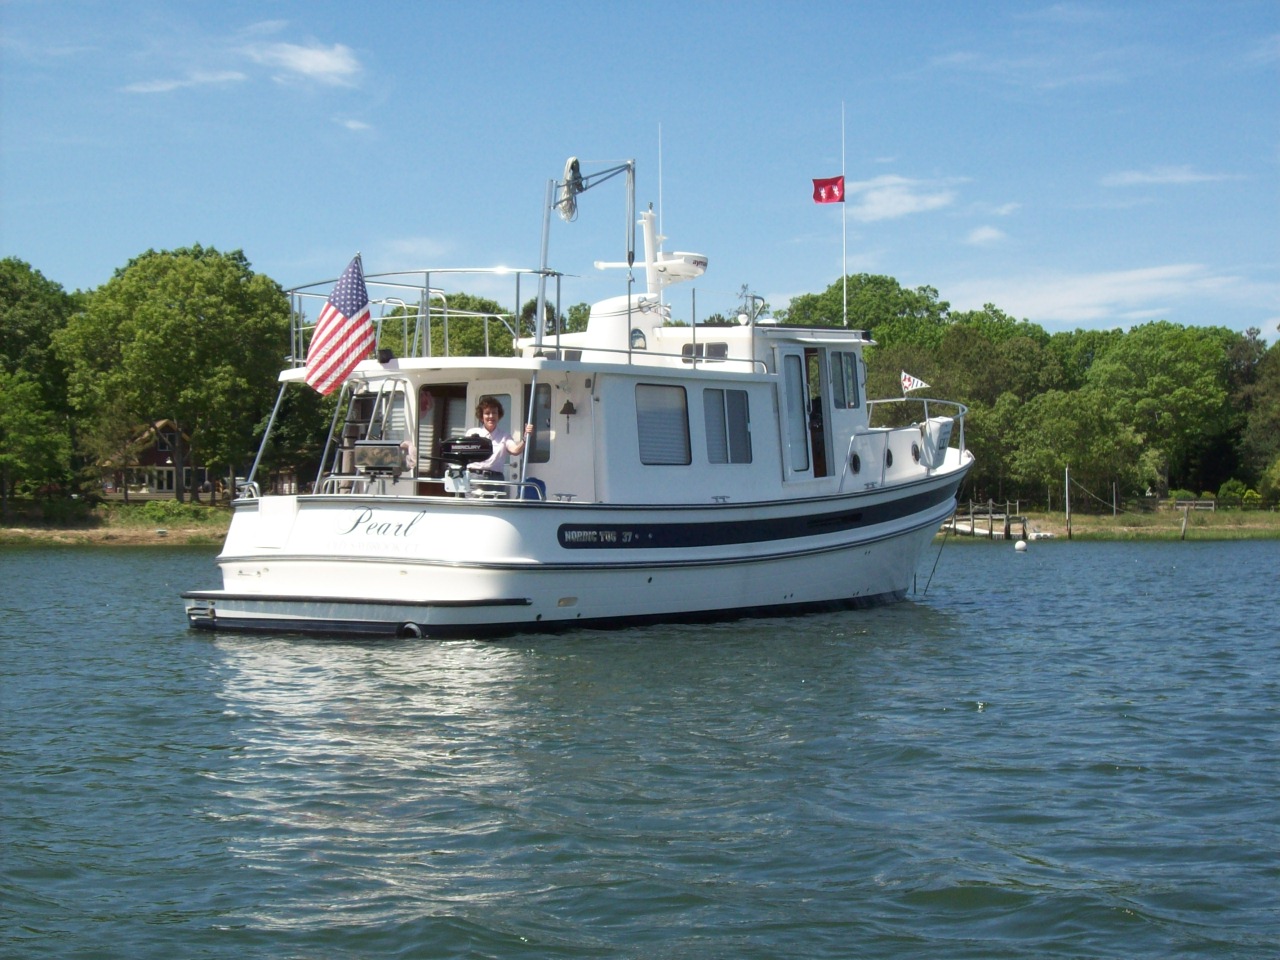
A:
[3,1,1277,340]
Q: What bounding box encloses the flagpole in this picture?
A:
[841,101,847,327]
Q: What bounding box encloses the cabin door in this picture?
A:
[780,347,831,481]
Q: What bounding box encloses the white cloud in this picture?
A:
[1101,165,1234,187]
[966,226,1007,246]
[929,47,1128,91]
[123,70,246,94]
[243,41,361,86]
[947,263,1243,325]
[242,20,290,38]
[845,175,956,223]
[339,118,372,131]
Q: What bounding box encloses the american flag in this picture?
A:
[304,255,374,395]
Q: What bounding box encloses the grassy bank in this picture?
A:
[951,508,1280,542]
[0,500,231,546]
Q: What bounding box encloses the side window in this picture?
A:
[681,342,728,363]
[369,387,410,442]
[704,388,752,464]
[783,354,810,472]
[832,352,861,409]
[522,383,552,464]
[636,384,691,465]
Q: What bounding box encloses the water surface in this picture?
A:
[2,540,1276,958]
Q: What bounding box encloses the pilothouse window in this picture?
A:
[831,352,861,409]
[681,342,728,363]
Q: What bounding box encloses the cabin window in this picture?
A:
[681,342,728,363]
[636,384,691,465]
[831,352,861,409]
[523,382,552,464]
[704,388,752,464]
[783,354,811,472]
[367,387,411,443]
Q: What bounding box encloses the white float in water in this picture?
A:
[1014,540,1028,552]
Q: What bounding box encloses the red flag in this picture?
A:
[812,175,845,203]
[305,255,375,395]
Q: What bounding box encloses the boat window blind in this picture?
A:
[704,388,752,464]
[726,389,751,462]
[636,384,691,465]
[387,392,409,440]
[444,396,468,438]
[369,388,410,442]
[704,389,728,463]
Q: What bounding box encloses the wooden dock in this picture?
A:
[943,500,1029,540]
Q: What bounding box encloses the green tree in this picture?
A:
[1011,387,1145,503]
[1238,339,1280,484]
[961,392,1024,502]
[379,293,517,359]
[251,382,333,492]
[565,302,591,334]
[1258,454,1280,502]
[1084,321,1235,493]
[0,370,73,516]
[1045,327,1124,389]
[54,245,289,502]
[784,274,950,344]
[0,257,76,403]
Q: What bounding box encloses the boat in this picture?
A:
[182,158,973,637]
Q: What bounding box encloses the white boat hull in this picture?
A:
[182,168,977,639]
[183,473,963,637]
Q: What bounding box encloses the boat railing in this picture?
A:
[865,396,969,453]
[287,267,550,365]
[528,342,769,374]
[315,472,547,500]
[234,478,261,500]
[288,267,774,371]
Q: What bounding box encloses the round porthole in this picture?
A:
[885,449,894,468]
[850,453,861,473]
[912,442,921,463]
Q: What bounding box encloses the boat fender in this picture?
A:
[397,622,423,639]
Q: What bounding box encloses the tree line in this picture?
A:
[2,249,1278,516]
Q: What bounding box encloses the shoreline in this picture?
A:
[941,509,1280,542]
[0,524,228,546]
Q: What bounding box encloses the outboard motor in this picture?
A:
[439,436,494,495]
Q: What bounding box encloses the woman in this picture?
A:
[465,395,533,481]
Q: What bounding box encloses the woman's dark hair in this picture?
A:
[475,395,504,419]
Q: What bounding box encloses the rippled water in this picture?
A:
[2,540,1277,958]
